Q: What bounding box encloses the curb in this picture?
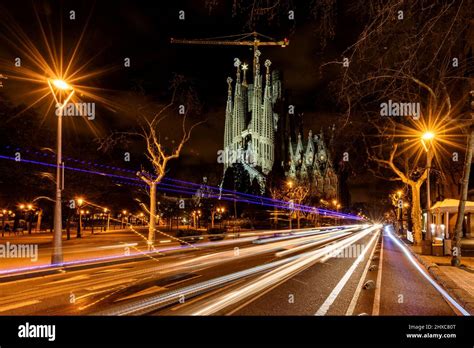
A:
[395,233,474,315]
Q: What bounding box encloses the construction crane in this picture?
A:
[171,32,289,72]
[170,31,289,48]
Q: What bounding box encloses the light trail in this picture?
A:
[0,224,357,276]
[188,225,380,315]
[314,229,380,316]
[385,228,470,316]
[0,148,363,220]
[93,225,374,315]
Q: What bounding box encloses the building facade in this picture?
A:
[222,49,337,200]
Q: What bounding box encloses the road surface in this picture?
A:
[0,224,464,316]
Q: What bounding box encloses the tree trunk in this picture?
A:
[452,125,474,266]
[37,209,43,232]
[410,183,423,245]
[148,182,157,248]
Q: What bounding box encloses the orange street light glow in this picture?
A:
[422,131,435,141]
[51,79,72,91]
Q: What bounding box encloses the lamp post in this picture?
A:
[122,210,128,228]
[104,208,110,231]
[48,79,74,264]
[421,131,435,241]
[76,198,84,238]
[217,207,225,228]
[332,200,338,225]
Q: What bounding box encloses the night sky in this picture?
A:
[0,0,387,208]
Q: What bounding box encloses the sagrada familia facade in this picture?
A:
[222,49,338,200]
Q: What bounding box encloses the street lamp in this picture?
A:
[76,198,84,238]
[104,208,110,231]
[122,210,128,228]
[421,131,435,241]
[48,78,74,264]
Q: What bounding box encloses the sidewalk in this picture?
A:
[404,240,474,315]
[0,226,180,278]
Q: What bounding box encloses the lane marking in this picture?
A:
[118,286,166,301]
[314,230,379,316]
[85,278,136,291]
[0,299,40,313]
[346,231,380,315]
[172,279,246,312]
[386,229,470,316]
[372,232,384,315]
[52,274,90,284]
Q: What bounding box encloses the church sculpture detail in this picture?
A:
[222,49,338,200]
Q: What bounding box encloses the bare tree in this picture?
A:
[271,179,310,229]
[136,91,203,248]
[369,143,427,245]
[452,123,474,265]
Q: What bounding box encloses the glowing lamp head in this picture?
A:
[421,131,435,152]
[51,79,72,91]
[422,131,435,141]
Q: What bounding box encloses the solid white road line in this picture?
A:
[386,229,470,316]
[346,231,380,315]
[315,230,379,316]
[372,231,384,315]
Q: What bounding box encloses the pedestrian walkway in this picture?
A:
[0,226,168,276]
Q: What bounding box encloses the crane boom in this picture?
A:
[170,32,289,48]
[170,32,289,75]
[170,38,288,47]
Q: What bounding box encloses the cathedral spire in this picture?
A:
[242,63,248,86]
[234,58,241,84]
[265,59,271,83]
[223,76,233,164]
[254,49,261,83]
[226,77,233,111]
[232,58,245,148]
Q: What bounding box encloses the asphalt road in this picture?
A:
[0,224,463,316]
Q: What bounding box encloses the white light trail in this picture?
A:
[189,225,380,315]
[386,229,470,316]
[315,229,380,316]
